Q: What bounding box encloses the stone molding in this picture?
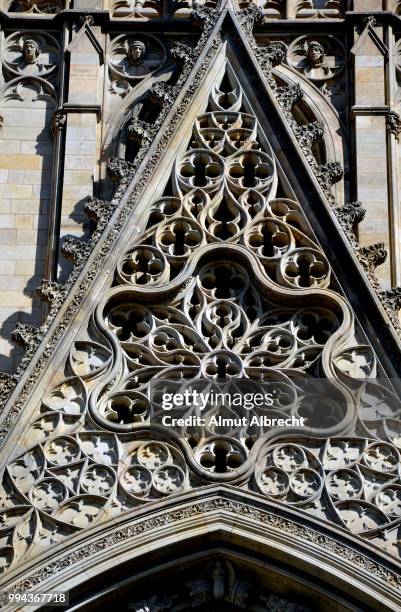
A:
[1,488,401,610]
[1,6,401,602]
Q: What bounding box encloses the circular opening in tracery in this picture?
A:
[200,452,215,469]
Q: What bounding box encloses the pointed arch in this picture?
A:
[1,488,400,611]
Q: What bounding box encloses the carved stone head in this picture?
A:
[306,40,325,66]
[127,40,146,65]
[23,38,39,64]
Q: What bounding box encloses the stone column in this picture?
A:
[385,24,401,286]
[285,1,296,19]
[353,0,385,9]
[58,18,103,281]
[351,17,391,288]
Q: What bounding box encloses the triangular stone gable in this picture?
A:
[2,4,401,593]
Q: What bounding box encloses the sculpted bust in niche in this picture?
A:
[287,35,344,89]
[113,38,162,78]
[109,34,165,81]
[23,39,40,64]
[3,32,59,77]
[304,40,331,79]
[127,40,146,65]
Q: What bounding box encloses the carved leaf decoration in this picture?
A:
[42,377,87,416]
[69,342,112,379]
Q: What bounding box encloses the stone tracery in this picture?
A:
[129,559,313,611]
[239,0,346,19]
[1,60,401,576]
[0,7,401,604]
[2,433,401,574]
[92,66,353,435]
[6,0,64,13]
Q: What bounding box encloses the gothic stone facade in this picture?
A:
[2,1,401,610]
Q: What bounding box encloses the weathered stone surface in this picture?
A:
[1,3,401,607]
